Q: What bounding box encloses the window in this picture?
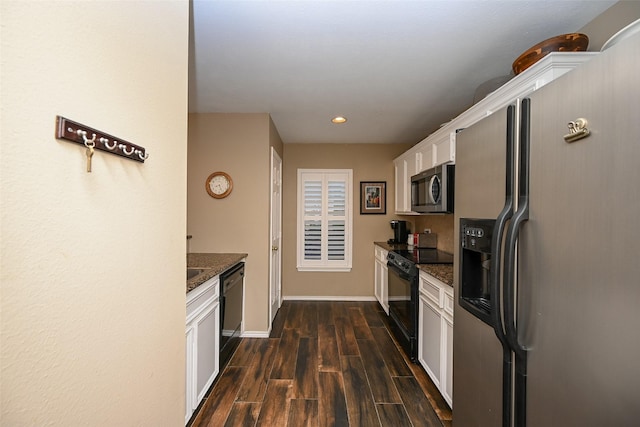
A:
[297,169,353,272]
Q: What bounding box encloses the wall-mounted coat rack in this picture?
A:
[55,116,149,164]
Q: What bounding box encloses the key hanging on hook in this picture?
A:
[86,145,94,172]
[79,130,96,172]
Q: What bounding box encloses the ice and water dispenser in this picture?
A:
[459,218,495,325]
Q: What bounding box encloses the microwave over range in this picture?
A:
[411,163,455,213]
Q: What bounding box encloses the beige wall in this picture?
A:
[0,1,189,425]
[410,215,455,254]
[188,113,280,334]
[282,143,411,298]
[580,1,640,50]
[270,115,285,157]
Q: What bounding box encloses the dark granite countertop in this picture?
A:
[374,242,454,287]
[373,241,408,252]
[417,264,454,287]
[186,252,247,293]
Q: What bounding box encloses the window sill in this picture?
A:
[297,266,352,273]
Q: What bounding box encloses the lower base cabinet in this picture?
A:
[419,294,442,386]
[374,245,389,314]
[418,270,453,407]
[185,276,220,424]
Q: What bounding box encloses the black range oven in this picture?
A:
[387,248,453,362]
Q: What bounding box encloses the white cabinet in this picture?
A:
[185,275,220,424]
[418,270,454,407]
[419,294,442,385]
[394,155,410,214]
[394,52,598,215]
[393,152,419,215]
[393,158,405,214]
[374,245,389,314]
[442,300,454,406]
[416,143,434,174]
[433,132,455,167]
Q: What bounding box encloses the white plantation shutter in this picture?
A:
[297,169,352,271]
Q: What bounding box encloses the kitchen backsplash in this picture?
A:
[411,214,455,254]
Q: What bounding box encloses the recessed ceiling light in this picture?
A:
[331,116,347,124]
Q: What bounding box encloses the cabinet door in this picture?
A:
[434,132,455,166]
[381,262,388,315]
[416,144,434,173]
[374,257,382,305]
[194,301,220,406]
[374,258,389,314]
[418,294,442,387]
[394,154,418,214]
[442,313,454,408]
[394,160,405,213]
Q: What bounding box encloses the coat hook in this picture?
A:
[136,150,149,160]
[56,116,148,163]
[119,144,135,155]
[79,131,96,146]
[102,138,117,150]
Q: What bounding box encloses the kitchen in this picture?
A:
[2,1,640,426]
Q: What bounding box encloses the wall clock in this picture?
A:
[206,171,233,199]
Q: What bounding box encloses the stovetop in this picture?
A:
[387,248,453,276]
[392,248,454,265]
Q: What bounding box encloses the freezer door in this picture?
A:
[520,35,640,426]
[453,104,513,427]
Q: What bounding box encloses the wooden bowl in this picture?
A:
[512,33,589,75]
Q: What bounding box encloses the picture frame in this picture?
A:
[360,181,386,215]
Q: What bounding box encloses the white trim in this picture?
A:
[282,295,377,302]
[269,147,283,327]
[296,267,352,272]
[297,168,353,271]
[241,331,271,338]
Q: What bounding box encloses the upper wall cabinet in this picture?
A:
[394,52,598,215]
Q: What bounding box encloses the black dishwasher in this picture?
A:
[220,262,244,368]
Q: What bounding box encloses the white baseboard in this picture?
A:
[282,295,377,302]
[241,331,270,338]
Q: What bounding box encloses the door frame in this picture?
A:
[269,147,283,325]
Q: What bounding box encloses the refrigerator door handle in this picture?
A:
[503,97,530,351]
[490,104,516,427]
[503,97,532,427]
[490,104,516,340]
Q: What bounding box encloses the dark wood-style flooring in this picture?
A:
[190,300,452,427]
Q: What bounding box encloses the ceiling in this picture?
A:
[189,0,616,145]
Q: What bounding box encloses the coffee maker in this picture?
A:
[388,220,409,244]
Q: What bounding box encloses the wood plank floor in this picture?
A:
[189,301,452,427]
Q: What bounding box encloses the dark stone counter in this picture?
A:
[186,252,247,293]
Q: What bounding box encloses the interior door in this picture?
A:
[269,147,282,324]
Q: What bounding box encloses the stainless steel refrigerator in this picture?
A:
[453,33,640,427]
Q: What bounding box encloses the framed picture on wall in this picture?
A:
[360,181,386,215]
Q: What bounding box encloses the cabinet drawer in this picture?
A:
[419,274,442,307]
[187,276,220,320]
[443,288,454,318]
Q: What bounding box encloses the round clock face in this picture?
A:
[206,172,233,198]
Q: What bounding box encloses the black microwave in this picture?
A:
[411,164,455,213]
